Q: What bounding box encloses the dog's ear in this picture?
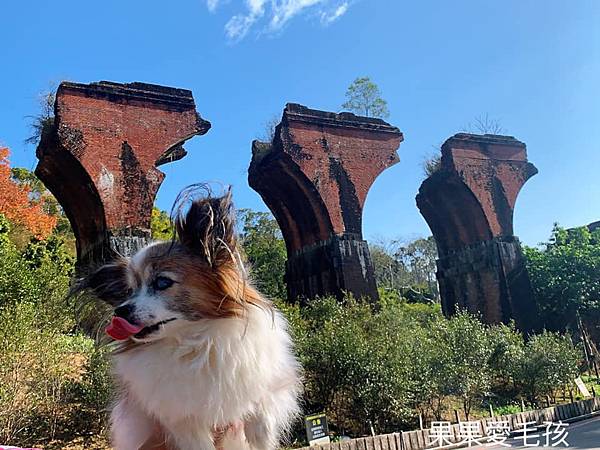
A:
[174,190,237,267]
[71,259,130,306]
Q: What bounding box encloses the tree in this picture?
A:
[463,113,505,135]
[438,311,493,420]
[0,148,56,239]
[342,77,390,118]
[258,114,280,142]
[151,207,172,240]
[422,154,442,177]
[396,237,439,299]
[369,241,406,290]
[370,236,439,301]
[512,331,581,406]
[10,166,72,238]
[296,296,428,435]
[488,322,526,393]
[237,209,287,300]
[524,225,600,332]
[0,213,106,445]
[25,89,55,146]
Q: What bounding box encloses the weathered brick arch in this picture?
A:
[249,103,403,302]
[251,142,334,253]
[35,81,210,266]
[416,133,540,332]
[417,172,494,252]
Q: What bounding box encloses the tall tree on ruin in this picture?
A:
[0,147,56,239]
[342,76,390,118]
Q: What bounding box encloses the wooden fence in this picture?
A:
[296,396,600,450]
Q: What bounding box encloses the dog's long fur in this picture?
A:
[76,188,301,450]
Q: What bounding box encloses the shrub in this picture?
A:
[0,300,95,443]
[286,297,584,438]
[513,331,581,406]
[295,297,447,435]
[442,311,494,419]
[0,215,112,446]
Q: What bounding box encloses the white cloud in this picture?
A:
[270,0,323,30]
[320,2,348,25]
[207,0,353,41]
[206,0,221,12]
[225,0,267,40]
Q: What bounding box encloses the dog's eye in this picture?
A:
[152,276,174,291]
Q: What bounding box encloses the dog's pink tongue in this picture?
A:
[106,316,144,341]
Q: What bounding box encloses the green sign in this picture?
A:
[305,412,330,445]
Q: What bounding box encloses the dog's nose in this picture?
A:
[114,304,135,321]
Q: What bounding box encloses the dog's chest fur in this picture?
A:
[114,307,297,427]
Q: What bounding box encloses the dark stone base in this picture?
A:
[77,229,150,272]
[109,233,150,259]
[436,236,540,334]
[286,234,379,303]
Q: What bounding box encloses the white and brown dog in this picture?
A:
[77,189,301,450]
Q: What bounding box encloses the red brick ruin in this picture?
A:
[249,104,403,302]
[35,81,210,265]
[416,133,539,333]
[33,79,540,329]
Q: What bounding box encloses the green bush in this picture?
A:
[524,225,600,332]
[493,403,525,415]
[515,331,581,405]
[0,300,97,443]
[285,297,584,438]
[0,214,113,446]
[435,311,494,420]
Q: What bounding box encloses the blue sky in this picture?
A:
[1,0,599,246]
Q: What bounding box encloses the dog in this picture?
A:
[76,188,301,450]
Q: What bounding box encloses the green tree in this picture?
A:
[10,167,46,195]
[370,236,439,301]
[513,331,581,406]
[342,77,390,118]
[25,89,55,146]
[437,311,493,420]
[396,237,439,299]
[422,154,442,177]
[151,207,172,240]
[370,242,406,290]
[297,297,420,435]
[237,209,287,300]
[0,214,10,247]
[524,225,600,332]
[0,212,112,446]
[488,322,526,393]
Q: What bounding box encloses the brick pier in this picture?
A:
[416,133,539,332]
[249,103,403,302]
[35,81,210,266]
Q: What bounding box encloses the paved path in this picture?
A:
[470,415,600,450]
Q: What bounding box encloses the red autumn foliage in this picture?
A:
[0,147,56,239]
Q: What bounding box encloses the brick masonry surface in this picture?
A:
[416,133,539,333]
[249,103,403,302]
[35,81,210,265]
